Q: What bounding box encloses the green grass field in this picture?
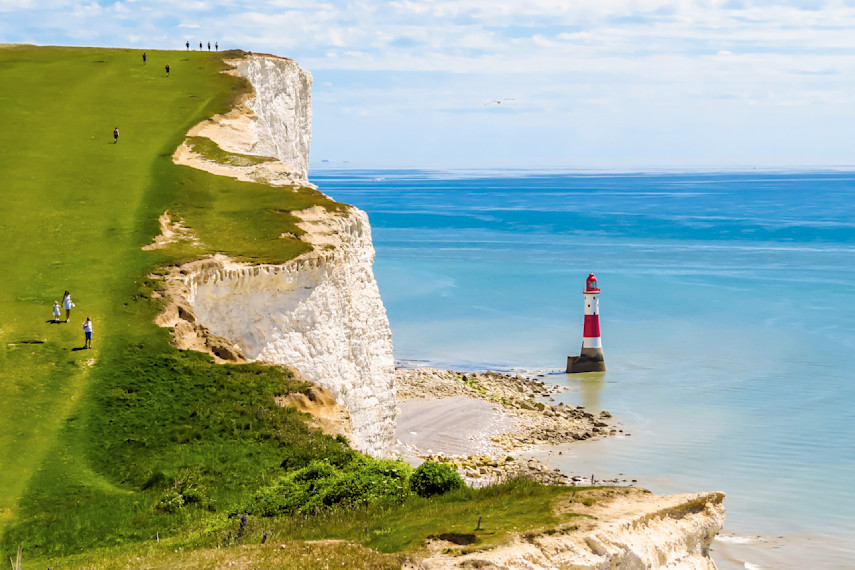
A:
[0,44,230,532]
[0,44,348,562]
[0,45,589,568]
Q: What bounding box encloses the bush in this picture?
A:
[410,461,464,497]
[152,467,214,513]
[313,458,411,510]
[244,457,413,517]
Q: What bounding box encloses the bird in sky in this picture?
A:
[485,98,516,105]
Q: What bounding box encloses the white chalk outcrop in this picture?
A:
[165,53,397,456]
[175,53,313,188]
[184,208,397,457]
[233,55,312,180]
[414,490,726,569]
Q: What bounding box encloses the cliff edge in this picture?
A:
[163,54,396,457]
[413,489,725,569]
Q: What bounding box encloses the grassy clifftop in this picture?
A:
[0,45,348,561]
[0,46,583,568]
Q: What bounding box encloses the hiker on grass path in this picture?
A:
[165,64,170,77]
[62,290,74,322]
[113,127,119,143]
[82,317,93,349]
[186,40,190,50]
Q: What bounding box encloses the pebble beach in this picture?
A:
[393,367,631,488]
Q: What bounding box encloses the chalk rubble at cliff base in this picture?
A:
[394,368,629,487]
[396,368,621,448]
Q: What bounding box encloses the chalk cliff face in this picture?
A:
[167,54,397,456]
[184,209,397,457]
[234,55,313,180]
[415,490,726,570]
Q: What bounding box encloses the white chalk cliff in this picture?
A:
[169,54,396,457]
[233,55,313,180]
[183,213,397,457]
[163,56,725,569]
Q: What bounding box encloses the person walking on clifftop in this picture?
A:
[82,317,93,349]
[113,127,119,143]
[61,290,74,322]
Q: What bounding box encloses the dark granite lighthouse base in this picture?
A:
[566,348,606,373]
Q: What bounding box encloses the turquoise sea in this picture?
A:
[312,168,855,569]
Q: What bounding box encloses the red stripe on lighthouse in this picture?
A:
[583,314,600,338]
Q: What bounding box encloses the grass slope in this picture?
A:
[0,45,347,561]
[0,45,588,568]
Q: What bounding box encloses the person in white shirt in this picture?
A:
[82,317,93,349]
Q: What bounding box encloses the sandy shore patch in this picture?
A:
[394,396,514,457]
[394,368,622,486]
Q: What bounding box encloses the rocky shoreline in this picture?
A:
[394,368,631,487]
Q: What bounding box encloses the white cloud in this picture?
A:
[0,0,72,10]
[72,2,102,18]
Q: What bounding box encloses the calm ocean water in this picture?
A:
[312,168,855,569]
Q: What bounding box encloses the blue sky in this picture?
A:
[3,0,855,169]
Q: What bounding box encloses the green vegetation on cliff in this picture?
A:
[0,45,348,563]
[0,45,578,568]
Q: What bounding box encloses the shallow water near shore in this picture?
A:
[312,167,855,569]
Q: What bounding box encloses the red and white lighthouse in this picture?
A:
[566,273,606,373]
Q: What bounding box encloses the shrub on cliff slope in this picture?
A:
[411,461,464,497]
[246,457,412,516]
